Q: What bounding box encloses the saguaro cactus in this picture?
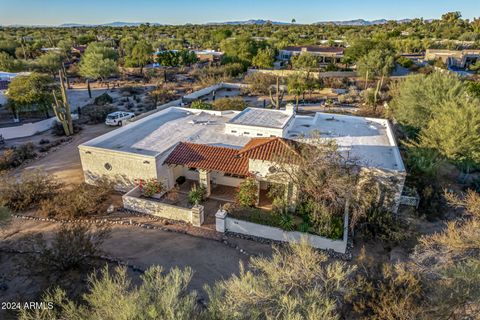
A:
[269,76,285,109]
[52,70,74,136]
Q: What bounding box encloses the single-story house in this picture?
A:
[79,103,406,212]
[278,46,344,64]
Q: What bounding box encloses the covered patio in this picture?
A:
[178,179,237,203]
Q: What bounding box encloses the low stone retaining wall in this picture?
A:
[215,210,349,254]
[122,186,204,226]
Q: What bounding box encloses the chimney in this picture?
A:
[285,103,295,115]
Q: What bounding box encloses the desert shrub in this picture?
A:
[206,242,355,319]
[212,97,247,111]
[348,251,425,320]
[51,119,81,136]
[37,138,69,152]
[190,100,212,110]
[187,184,206,205]
[0,143,37,170]
[120,85,144,95]
[0,170,62,211]
[94,92,114,105]
[297,199,343,239]
[236,177,258,207]
[243,72,277,95]
[38,181,113,218]
[80,104,116,124]
[20,264,198,320]
[29,223,110,272]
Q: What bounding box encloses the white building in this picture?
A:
[79,103,406,212]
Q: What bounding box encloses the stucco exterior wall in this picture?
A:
[224,123,284,138]
[79,145,158,191]
[216,210,349,254]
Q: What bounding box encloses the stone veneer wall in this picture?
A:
[122,186,204,226]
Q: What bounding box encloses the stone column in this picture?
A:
[255,179,261,206]
[215,209,227,233]
[191,205,204,227]
[198,169,211,197]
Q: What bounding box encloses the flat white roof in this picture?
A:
[81,106,404,172]
[228,107,293,129]
[82,107,251,157]
[288,113,405,171]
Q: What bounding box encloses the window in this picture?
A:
[256,133,263,136]
[244,132,250,135]
[231,130,237,133]
[104,163,112,171]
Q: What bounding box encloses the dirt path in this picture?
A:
[1,219,272,298]
[14,124,115,185]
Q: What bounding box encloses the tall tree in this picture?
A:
[79,42,118,81]
[252,47,275,69]
[35,51,64,78]
[124,40,152,74]
[5,72,55,118]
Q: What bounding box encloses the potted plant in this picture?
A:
[188,184,206,205]
[136,179,165,199]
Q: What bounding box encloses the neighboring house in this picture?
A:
[278,46,344,64]
[425,49,480,69]
[194,50,224,62]
[79,103,406,212]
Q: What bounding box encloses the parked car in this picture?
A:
[105,111,135,126]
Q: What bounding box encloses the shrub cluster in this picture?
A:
[0,171,62,212]
[80,104,116,124]
[38,181,113,219]
[0,143,37,171]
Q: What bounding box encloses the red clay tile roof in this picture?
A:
[164,142,249,176]
[238,137,302,162]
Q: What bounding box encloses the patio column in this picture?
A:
[198,169,211,197]
[255,179,261,206]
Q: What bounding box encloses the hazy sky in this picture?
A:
[0,0,479,25]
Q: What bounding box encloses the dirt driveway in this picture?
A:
[1,219,272,299]
[12,124,115,185]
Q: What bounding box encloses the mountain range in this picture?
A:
[3,18,416,28]
[315,19,412,26]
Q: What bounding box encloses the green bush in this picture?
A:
[190,100,213,110]
[236,177,258,207]
[80,104,116,124]
[278,213,294,231]
[396,56,414,68]
[188,184,206,205]
[0,170,62,211]
[51,120,81,136]
[212,97,247,111]
[94,92,113,105]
